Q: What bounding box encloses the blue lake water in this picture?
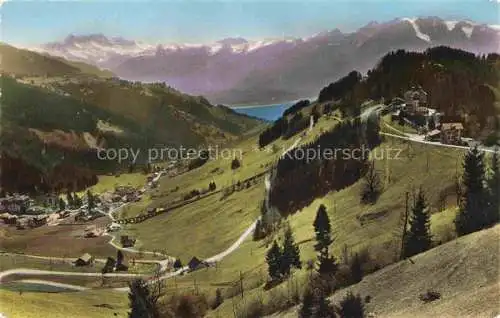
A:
[231,101,296,121]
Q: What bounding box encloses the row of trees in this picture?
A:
[258,111,312,148]
[282,99,311,117]
[64,191,83,209]
[63,189,96,211]
[266,225,302,281]
[258,117,289,148]
[401,147,499,259]
[300,290,366,318]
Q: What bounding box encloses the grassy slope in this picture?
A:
[85,173,147,195]
[1,43,113,78]
[1,43,80,77]
[115,111,468,317]
[0,110,480,317]
[0,289,128,318]
[207,135,466,317]
[275,224,500,318]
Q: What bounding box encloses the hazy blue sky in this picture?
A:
[2,0,499,45]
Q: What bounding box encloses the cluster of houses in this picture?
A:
[0,193,66,229]
[0,193,59,215]
[99,185,144,205]
[390,86,464,145]
[73,252,129,271]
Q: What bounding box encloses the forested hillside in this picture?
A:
[319,47,500,140]
[0,45,262,193]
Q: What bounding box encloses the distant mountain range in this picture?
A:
[35,17,500,105]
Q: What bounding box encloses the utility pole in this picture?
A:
[239,271,244,299]
[399,191,410,260]
[385,151,390,187]
[426,150,429,173]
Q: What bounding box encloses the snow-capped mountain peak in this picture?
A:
[402,17,432,42]
[35,17,499,79]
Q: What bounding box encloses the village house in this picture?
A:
[0,195,31,214]
[74,253,94,266]
[440,122,464,144]
[403,86,428,114]
[35,194,59,209]
[106,222,121,232]
[120,235,136,248]
[0,213,18,225]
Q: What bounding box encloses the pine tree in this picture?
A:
[66,192,74,208]
[403,189,432,258]
[128,279,158,318]
[102,257,116,274]
[87,190,95,212]
[173,258,183,269]
[316,288,335,318]
[281,225,302,276]
[299,288,315,318]
[314,205,337,275]
[73,193,82,208]
[365,116,381,149]
[58,198,66,211]
[212,288,224,309]
[117,250,124,267]
[455,146,487,236]
[486,149,499,227]
[317,254,338,276]
[338,292,365,318]
[314,205,333,252]
[253,219,266,241]
[350,253,363,284]
[266,241,283,281]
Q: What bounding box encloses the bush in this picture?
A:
[166,294,208,318]
[173,258,183,269]
[208,181,217,191]
[188,150,210,170]
[240,296,265,318]
[419,290,441,303]
[337,291,365,318]
[231,158,241,170]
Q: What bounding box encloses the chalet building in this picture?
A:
[120,235,136,248]
[74,253,94,266]
[35,194,58,208]
[403,86,428,114]
[0,213,18,225]
[440,122,464,144]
